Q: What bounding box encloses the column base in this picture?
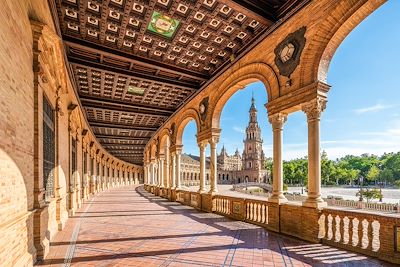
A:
[268,194,288,204]
[302,198,327,209]
[208,189,218,195]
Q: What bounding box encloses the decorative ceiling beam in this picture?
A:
[64,38,208,81]
[81,97,172,117]
[69,57,199,89]
[103,147,145,151]
[96,134,150,141]
[221,0,276,22]
[100,142,147,146]
[89,121,159,132]
[81,95,175,114]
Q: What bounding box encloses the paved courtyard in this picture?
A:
[38,185,394,267]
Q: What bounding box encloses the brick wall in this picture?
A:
[0,0,36,265]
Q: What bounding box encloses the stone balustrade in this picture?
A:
[319,208,400,263]
[144,184,400,265]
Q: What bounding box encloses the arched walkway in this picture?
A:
[39,185,390,266]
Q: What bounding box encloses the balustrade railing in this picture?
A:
[144,184,400,264]
[214,196,231,215]
[245,199,269,226]
[319,209,384,256]
[326,199,399,213]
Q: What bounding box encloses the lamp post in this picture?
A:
[359,175,364,202]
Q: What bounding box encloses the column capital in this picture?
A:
[268,113,287,129]
[302,97,327,121]
[197,128,221,144]
[170,144,183,154]
[197,140,208,149]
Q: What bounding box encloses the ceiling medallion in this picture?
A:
[127,86,145,95]
[274,26,306,78]
[147,11,180,39]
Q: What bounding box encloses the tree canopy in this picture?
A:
[265,151,400,187]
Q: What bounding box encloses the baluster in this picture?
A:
[324,214,330,240]
[332,214,337,241]
[348,216,353,246]
[339,216,344,243]
[357,218,363,248]
[254,202,260,222]
[250,203,253,221]
[261,204,265,224]
[367,219,373,251]
[253,203,256,221]
[246,202,249,219]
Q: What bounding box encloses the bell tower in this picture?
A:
[243,95,264,171]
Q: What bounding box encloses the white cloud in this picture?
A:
[354,103,393,114]
[233,126,245,134]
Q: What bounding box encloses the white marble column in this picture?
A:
[268,113,288,203]
[151,161,155,185]
[176,150,181,189]
[198,141,207,193]
[171,152,176,188]
[209,137,218,194]
[302,98,327,208]
[164,149,170,188]
[159,158,164,187]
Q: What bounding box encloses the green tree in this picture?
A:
[356,188,383,202]
[366,165,380,184]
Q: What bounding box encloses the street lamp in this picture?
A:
[359,175,364,202]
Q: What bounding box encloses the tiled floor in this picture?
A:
[38,185,393,267]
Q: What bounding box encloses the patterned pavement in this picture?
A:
[38,185,394,267]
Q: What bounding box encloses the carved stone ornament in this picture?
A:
[268,113,287,129]
[169,123,176,145]
[302,98,327,121]
[274,26,306,78]
[199,96,209,122]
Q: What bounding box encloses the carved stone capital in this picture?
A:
[170,144,183,154]
[198,140,208,149]
[302,98,327,121]
[268,113,287,129]
[209,135,219,147]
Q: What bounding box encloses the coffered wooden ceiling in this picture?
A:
[52,0,308,165]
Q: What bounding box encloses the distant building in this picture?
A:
[181,96,269,186]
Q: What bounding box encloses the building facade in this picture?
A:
[181,97,269,186]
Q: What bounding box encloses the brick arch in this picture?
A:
[159,129,171,156]
[150,141,157,160]
[210,62,279,129]
[299,0,385,86]
[175,108,201,146]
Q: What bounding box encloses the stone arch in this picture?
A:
[175,108,201,146]
[159,128,171,156]
[210,62,279,129]
[299,0,385,86]
[150,141,157,160]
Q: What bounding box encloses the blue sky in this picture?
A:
[182,1,400,160]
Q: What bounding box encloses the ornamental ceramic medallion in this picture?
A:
[147,11,180,38]
[274,26,306,78]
